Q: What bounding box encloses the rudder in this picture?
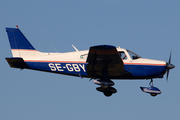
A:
[6,27,37,57]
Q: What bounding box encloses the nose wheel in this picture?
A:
[140,79,161,97]
[149,79,158,97]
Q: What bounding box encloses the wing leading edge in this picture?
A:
[86,45,127,79]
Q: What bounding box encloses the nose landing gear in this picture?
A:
[140,79,161,97]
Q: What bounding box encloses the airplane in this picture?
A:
[5,26,175,97]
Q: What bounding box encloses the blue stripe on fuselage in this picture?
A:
[25,62,88,76]
[25,61,166,78]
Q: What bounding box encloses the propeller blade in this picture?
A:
[166,68,169,82]
[166,51,175,82]
[168,51,172,64]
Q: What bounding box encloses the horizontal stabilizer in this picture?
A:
[5,57,30,69]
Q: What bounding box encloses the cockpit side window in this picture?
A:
[119,51,127,60]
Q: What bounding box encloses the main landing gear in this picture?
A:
[140,79,162,97]
[93,79,117,97]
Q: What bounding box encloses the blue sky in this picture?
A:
[1,0,179,120]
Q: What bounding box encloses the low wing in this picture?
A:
[86,45,125,79]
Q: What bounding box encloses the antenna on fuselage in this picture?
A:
[51,43,58,53]
[72,44,79,51]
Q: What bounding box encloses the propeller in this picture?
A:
[166,51,175,81]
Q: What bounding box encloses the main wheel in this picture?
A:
[103,91,112,97]
[150,93,157,97]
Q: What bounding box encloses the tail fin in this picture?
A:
[6,27,38,57]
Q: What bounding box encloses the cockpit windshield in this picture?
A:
[127,50,141,60]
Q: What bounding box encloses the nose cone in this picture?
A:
[167,63,175,69]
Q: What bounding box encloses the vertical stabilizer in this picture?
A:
[6,27,38,57]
